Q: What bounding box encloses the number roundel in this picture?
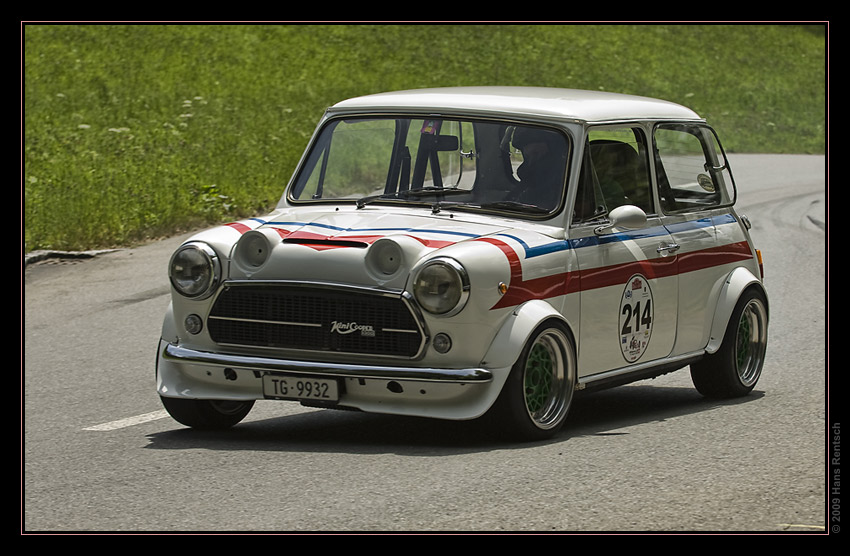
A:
[619,274,654,362]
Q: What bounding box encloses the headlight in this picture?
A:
[168,242,221,299]
[412,257,470,316]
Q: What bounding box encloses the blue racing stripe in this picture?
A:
[263,221,482,238]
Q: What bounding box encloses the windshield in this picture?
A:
[288,116,570,217]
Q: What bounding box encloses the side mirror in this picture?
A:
[594,205,648,235]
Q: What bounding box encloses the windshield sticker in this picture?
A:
[420,120,438,135]
[619,274,653,362]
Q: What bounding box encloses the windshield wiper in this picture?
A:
[477,201,550,214]
[356,187,471,209]
[356,192,403,209]
[430,199,551,215]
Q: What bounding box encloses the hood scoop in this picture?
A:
[282,237,369,249]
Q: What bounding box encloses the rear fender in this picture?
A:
[706,267,768,354]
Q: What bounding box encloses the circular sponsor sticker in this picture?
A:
[619,274,654,362]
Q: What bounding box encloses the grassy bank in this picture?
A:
[23,24,826,252]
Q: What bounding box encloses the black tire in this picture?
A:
[490,322,576,441]
[160,396,254,430]
[691,288,768,398]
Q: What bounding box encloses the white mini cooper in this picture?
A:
[156,87,768,440]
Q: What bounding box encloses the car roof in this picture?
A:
[328,86,703,123]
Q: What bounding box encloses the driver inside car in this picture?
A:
[510,127,568,210]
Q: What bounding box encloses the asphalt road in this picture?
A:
[23,154,828,533]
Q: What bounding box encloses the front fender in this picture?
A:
[161,301,178,343]
[480,299,571,370]
[705,267,768,354]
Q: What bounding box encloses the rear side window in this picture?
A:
[653,124,735,213]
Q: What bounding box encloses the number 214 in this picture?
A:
[622,300,652,335]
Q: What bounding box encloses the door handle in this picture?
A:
[656,242,680,254]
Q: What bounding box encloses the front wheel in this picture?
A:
[490,322,576,441]
[160,396,254,430]
[691,288,768,398]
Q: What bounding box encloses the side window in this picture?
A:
[573,127,652,222]
[654,124,734,213]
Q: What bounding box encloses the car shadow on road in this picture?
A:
[144,382,765,456]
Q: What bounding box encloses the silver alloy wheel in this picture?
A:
[735,297,768,387]
[522,327,575,430]
[690,288,769,399]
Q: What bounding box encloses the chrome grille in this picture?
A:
[207,283,424,358]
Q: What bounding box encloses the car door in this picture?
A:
[571,126,679,378]
[653,123,740,356]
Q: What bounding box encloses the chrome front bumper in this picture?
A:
[161,343,493,383]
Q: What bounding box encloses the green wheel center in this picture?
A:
[736,313,752,367]
[525,344,554,413]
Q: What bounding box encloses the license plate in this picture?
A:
[262,374,340,402]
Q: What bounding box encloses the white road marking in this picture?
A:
[83,410,170,431]
[777,523,825,531]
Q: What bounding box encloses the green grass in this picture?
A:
[23,23,826,252]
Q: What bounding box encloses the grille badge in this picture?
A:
[330,321,376,337]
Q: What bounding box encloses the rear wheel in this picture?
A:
[491,322,576,441]
[160,396,254,430]
[691,288,768,398]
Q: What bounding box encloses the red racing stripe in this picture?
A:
[579,256,678,292]
[477,238,580,310]
[225,222,251,234]
[676,241,752,274]
[479,237,752,310]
